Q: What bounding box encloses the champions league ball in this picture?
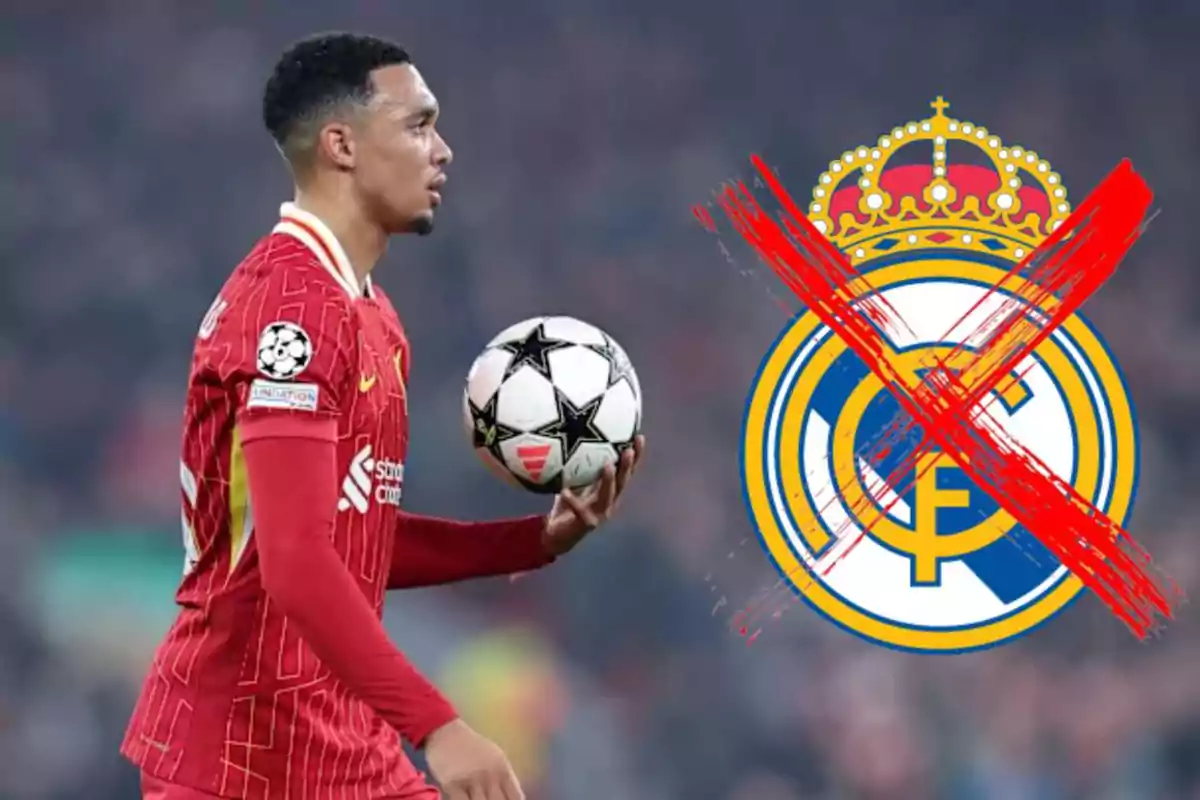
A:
[463,316,642,494]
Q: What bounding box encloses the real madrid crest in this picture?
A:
[736,98,1143,653]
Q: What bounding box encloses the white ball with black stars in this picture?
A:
[463,316,642,494]
[257,321,313,380]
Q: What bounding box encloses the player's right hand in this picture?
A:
[424,718,525,800]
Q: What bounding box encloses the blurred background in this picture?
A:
[4,1,1200,798]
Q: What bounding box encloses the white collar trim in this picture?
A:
[272,202,373,299]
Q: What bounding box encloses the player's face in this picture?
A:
[355,64,452,236]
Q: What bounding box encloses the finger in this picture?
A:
[500,767,525,800]
[614,448,634,496]
[443,784,471,800]
[561,488,597,524]
[597,464,618,514]
[560,488,599,528]
[633,434,646,469]
[575,479,600,504]
[485,779,507,800]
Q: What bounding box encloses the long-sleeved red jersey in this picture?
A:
[121,203,552,799]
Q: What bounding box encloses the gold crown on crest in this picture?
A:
[808,97,1073,265]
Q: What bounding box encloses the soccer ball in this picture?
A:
[463,316,642,494]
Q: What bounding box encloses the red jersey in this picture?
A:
[122,203,493,799]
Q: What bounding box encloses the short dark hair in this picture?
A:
[262,32,411,159]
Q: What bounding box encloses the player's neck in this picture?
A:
[291,190,387,292]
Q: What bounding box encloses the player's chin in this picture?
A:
[388,210,435,237]
[409,211,435,237]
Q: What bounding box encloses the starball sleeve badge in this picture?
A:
[695,98,1179,652]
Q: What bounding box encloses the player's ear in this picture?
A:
[317,122,356,170]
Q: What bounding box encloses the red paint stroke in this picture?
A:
[812,165,1158,582]
[704,156,1179,639]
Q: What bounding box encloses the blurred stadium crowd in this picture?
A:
[4,1,1200,798]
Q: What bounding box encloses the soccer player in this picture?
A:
[121,32,644,800]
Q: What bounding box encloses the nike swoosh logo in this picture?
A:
[359,374,377,392]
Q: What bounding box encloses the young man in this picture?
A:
[121,32,644,800]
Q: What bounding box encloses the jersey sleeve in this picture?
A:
[243,433,459,745]
[219,282,356,443]
[388,512,553,589]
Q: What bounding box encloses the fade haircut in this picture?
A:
[262,32,411,165]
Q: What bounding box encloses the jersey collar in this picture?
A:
[272,202,374,299]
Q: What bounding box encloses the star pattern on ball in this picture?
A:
[584,334,636,392]
[468,392,521,460]
[499,323,573,381]
[534,388,608,465]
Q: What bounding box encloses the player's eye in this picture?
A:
[410,112,437,132]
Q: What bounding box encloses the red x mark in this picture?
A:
[703,157,1177,639]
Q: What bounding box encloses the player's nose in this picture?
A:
[433,130,453,167]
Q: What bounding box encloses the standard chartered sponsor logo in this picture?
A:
[338,445,404,512]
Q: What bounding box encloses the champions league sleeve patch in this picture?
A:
[257,321,313,380]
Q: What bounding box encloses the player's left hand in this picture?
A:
[541,434,645,557]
